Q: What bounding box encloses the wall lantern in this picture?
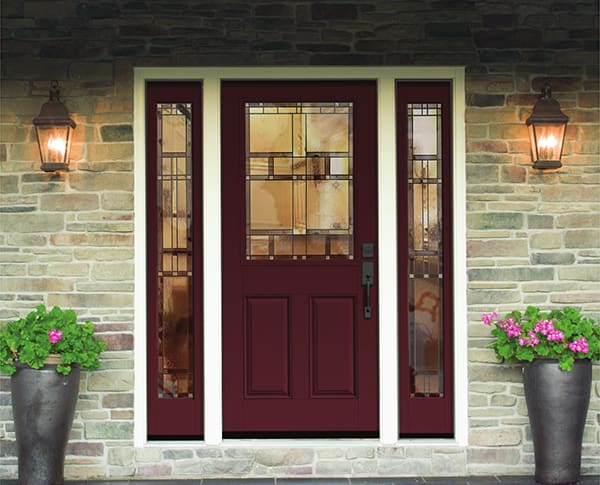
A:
[525,84,569,170]
[33,81,76,172]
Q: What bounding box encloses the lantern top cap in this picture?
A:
[32,80,76,128]
[526,83,569,126]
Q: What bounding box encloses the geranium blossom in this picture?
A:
[546,329,564,342]
[504,323,522,338]
[482,312,498,325]
[48,329,62,344]
[519,330,540,348]
[534,319,554,335]
[568,337,589,354]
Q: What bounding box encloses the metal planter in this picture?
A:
[523,359,592,485]
[11,362,80,485]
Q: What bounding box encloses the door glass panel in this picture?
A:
[156,103,194,399]
[246,102,354,260]
[407,103,444,397]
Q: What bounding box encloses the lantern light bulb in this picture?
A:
[47,135,66,161]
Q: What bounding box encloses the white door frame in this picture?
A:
[133,66,467,447]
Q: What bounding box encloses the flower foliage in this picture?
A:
[482,306,600,371]
[0,305,106,375]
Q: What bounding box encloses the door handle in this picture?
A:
[362,262,374,319]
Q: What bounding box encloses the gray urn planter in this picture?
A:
[11,361,80,485]
[523,359,592,485]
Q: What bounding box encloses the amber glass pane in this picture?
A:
[156,103,194,399]
[249,180,293,230]
[246,102,354,260]
[407,103,443,397]
[306,180,349,230]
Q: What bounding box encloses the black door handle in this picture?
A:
[362,261,374,319]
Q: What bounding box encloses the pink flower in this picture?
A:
[505,323,522,338]
[482,312,498,326]
[48,329,62,344]
[519,330,540,347]
[568,337,589,354]
[528,331,540,346]
[546,329,564,342]
[534,319,554,335]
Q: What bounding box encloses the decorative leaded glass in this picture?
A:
[407,103,444,398]
[156,103,194,399]
[245,102,354,260]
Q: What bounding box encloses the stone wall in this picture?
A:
[1,0,598,480]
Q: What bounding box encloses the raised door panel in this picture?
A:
[311,297,356,397]
[245,297,291,397]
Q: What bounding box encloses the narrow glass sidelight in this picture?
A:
[407,103,444,398]
[245,102,354,260]
[156,103,194,399]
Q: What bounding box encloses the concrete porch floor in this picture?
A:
[3,477,598,484]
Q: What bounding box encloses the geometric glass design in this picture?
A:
[407,103,444,397]
[156,103,194,399]
[245,102,354,260]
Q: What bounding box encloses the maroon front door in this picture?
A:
[221,81,379,436]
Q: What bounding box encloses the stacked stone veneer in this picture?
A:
[0,0,598,480]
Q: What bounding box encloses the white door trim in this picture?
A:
[133,66,467,447]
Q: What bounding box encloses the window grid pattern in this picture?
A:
[407,103,444,398]
[157,103,194,399]
[245,102,354,260]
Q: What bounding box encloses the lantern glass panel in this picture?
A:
[35,125,73,165]
[528,123,566,162]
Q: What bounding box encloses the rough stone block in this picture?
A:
[135,448,161,463]
[108,447,134,466]
[66,442,104,456]
[466,93,505,107]
[87,143,133,162]
[85,421,132,440]
[542,185,600,202]
[432,451,467,475]
[92,262,134,281]
[467,164,499,183]
[565,230,600,248]
[531,252,575,265]
[255,448,314,466]
[528,215,554,229]
[136,463,172,476]
[163,449,194,460]
[529,232,562,249]
[468,289,521,305]
[467,447,521,464]
[101,124,133,142]
[88,371,134,392]
[69,172,133,192]
[201,458,252,476]
[468,267,554,282]
[101,192,134,211]
[558,266,600,281]
[101,334,134,352]
[41,193,99,211]
[0,213,64,233]
[490,394,517,407]
[468,213,524,230]
[467,239,528,258]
